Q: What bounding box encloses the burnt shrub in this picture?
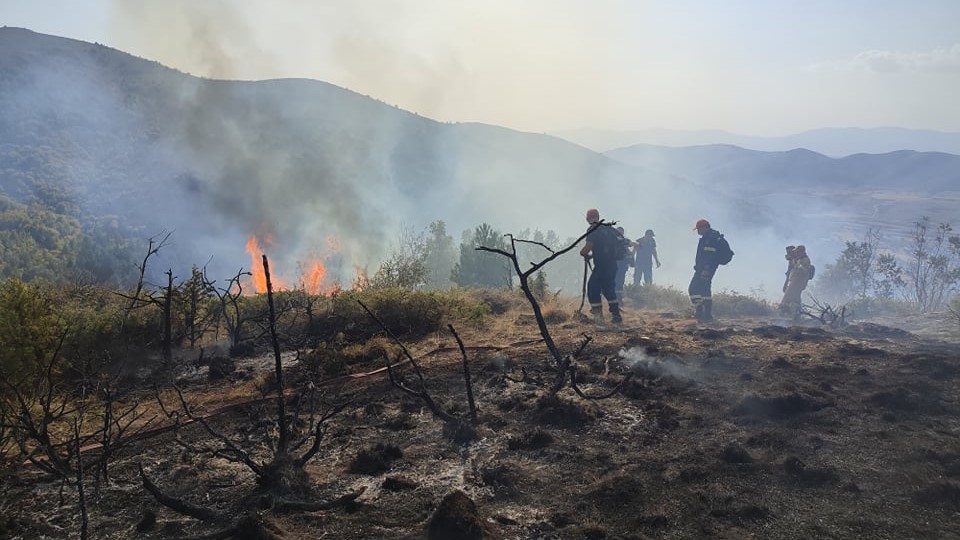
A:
[506,427,554,450]
[382,476,418,491]
[207,356,235,381]
[733,393,825,420]
[532,395,596,430]
[443,419,478,444]
[479,463,520,498]
[348,443,403,475]
[914,480,960,511]
[719,443,754,464]
[782,456,839,487]
[425,490,489,540]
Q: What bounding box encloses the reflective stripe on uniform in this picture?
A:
[703,247,717,252]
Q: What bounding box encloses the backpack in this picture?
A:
[617,235,631,260]
[808,264,815,280]
[590,224,620,262]
[715,235,734,265]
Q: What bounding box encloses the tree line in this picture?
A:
[814,217,960,313]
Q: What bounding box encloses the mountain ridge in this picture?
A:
[605,143,960,193]
[556,126,960,156]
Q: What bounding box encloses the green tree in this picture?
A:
[816,228,905,302]
[424,220,456,289]
[0,278,65,380]
[451,223,512,288]
[174,265,214,348]
[371,226,429,289]
[908,217,960,312]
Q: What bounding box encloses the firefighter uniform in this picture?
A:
[580,209,622,324]
[688,219,724,323]
[780,245,812,319]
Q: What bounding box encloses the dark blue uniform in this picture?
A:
[688,228,724,322]
[585,224,621,323]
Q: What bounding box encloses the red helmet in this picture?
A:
[693,218,710,230]
[586,208,600,223]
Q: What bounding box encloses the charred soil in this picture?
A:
[2,303,959,539]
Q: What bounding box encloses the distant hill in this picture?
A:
[554,127,960,156]
[605,144,960,194]
[605,143,960,248]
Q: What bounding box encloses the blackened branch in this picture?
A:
[448,324,478,422]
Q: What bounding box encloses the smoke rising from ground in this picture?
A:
[618,347,696,381]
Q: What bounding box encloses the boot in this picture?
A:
[694,302,704,322]
[610,304,623,325]
[590,306,604,323]
[701,300,715,322]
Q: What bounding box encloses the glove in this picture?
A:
[655,261,661,268]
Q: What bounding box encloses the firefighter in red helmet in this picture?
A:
[689,219,733,323]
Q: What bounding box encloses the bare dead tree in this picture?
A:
[125,231,173,311]
[202,266,268,354]
[477,224,632,398]
[115,232,176,362]
[357,300,456,423]
[90,358,156,494]
[140,255,357,539]
[449,324,477,422]
[477,224,601,367]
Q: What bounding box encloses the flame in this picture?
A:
[245,235,288,293]
[301,261,327,295]
[244,234,341,296]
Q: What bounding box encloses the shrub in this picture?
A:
[317,288,495,342]
[712,290,775,317]
[623,284,689,311]
[844,296,917,320]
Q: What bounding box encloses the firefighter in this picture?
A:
[780,244,812,320]
[688,218,731,323]
[633,229,661,285]
[580,208,622,324]
[614,226,634,303]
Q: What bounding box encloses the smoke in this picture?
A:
[618,347,695,381]
[19,2,928,295]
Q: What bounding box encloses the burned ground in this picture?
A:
[1,300,958,539]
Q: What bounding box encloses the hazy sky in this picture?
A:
[4,0,960,135]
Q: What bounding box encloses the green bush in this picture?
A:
[844,296,917,320]
[318,288,494,342]
[623,284,690,312]
[0,278,66,381]
[712,290,775,317]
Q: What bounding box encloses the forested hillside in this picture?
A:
[1,28,691,287]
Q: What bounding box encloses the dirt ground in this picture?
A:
[2,299,959,539]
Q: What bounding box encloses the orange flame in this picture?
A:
[244,234,347,296]
[301,261,327,295]
[245,235,289,293]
